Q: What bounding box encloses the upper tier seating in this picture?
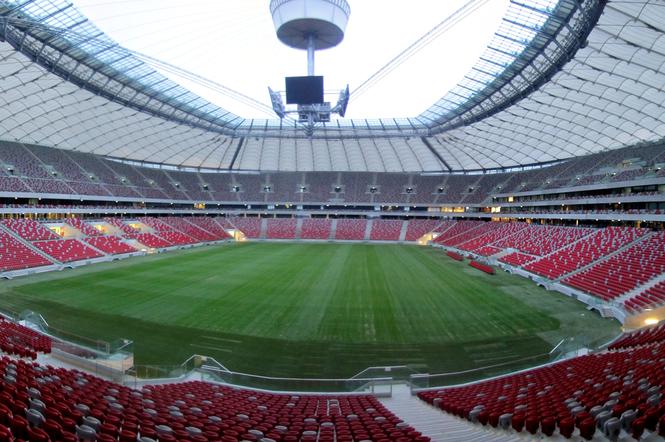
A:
[301,172,338,203]
[63,150,127,188]
[234,175,263,202]
[373,173,408,204]
[25,145,90,182]
[463,173,509,204]
[2,219,59,241]
[33,239,102,263]
[524,227,646,279]
[22,178,75,195]
[437,175,476,204]
[300,219,332,240]
[494,225,594,257]
[0,231,52,272]
[137,168,189,200]
[0,141,51,178]
[165,171,211,201]
[563,232,665,300]
[369,220,403,241]
[265,219,297,240]
[85,236,136,255]
[229,218,262,238]
[0,139,663,206]
[267,172,301,203]
[0,176,31,193]
[407,175,445,205]
[339,173,371,203]
[65,218,102,237]
[419,339,665,439]
[404,220,441,241]
[199,174,236,202]
[334,219,367,241]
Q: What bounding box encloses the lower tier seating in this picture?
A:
[300,219,332,240]
[432,221,484,246]
[265,219,297,240]
[0,355,430,442]
[157,231,196,246]
[404,220,441,241]
[609,322,665,350]
[499,252,536,267]
[33,239,102,263]
[0,318,51,359]
[159,217,220,242]
[65,218,102,237]
[474,246,501,257]
[457,223,527,253]
[369,220,403,241]
[85,237,136,255]
[334,219,367,241]
[624,281,665,314]
[524,227,646,279]
[182,217,231,240]
[2,219,58,241]
[229,218,262,238]
[126,233,171,249]
[419,341,665,440]
[563,232,665,301]
[0,231,52,272]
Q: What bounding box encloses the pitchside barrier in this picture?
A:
[124,336,595,395]
[409,336,593,392]
[8,307,617,395]
[125,355,394,396]
[15,309,135,377]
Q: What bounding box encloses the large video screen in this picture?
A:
[285,76,324,105]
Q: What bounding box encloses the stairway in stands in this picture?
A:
[380,385,521,442]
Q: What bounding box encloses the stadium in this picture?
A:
[0,0,664,440]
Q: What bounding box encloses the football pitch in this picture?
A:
[0,242,620,380]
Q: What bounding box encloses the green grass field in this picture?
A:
[0,243,620,380]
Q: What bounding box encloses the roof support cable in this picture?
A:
[351,0,490,102]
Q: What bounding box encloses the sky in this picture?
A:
[71,0,510,120]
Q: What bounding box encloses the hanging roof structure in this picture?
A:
[0,0,663,172]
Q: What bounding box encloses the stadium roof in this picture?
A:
[0,0,664,172]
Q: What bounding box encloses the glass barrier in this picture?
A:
[409,336,602,391]
[125,355,394,394]
[19,309,134,359]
